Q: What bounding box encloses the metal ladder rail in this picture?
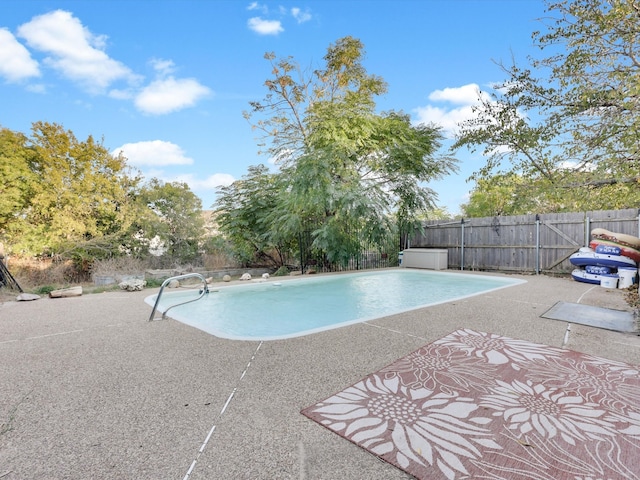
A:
[148,273,209,321]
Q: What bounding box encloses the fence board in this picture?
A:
[413,209,640,273]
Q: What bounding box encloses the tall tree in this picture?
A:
[0,128,36,248]
[215,164,292,267]
[139,179,204,263]
[244,36,457,263]
[454,0,640,213]
[8,122,140,256]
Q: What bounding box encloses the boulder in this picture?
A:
[119,279,146,291]
[223,275,231,282]
[16,292,40,301]
[240,273,252,281]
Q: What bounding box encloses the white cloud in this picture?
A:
[414,104,477,136]
[558,160,595,171]
[10,10,210,115]
[0,28,40,82]
[150,58,176,77]
[134,77,211,115]
[113,140,235,205]
[246,5,311,35]
[113,140,194,167]
[174,172,235,190]
[137,170,235,207]
[291,8,311,23]
[414,83,493,137]
[429,84,485,105]
[248,17,283,35]
[16,10,139,93]
[247,2,268,14]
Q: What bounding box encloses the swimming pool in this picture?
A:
[145,269,525,341]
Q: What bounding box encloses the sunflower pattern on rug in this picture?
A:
[301,329,640,479]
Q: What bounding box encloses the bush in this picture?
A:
[33,285,56,295]
[274,266,290,276]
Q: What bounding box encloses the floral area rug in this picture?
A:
[301,329,640,479]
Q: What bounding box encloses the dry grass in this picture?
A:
[202,251,237,270]
[90,257,147,277]
[5,257,81,291]
[3,256,149,294]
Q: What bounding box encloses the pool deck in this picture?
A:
[1,270,639,479]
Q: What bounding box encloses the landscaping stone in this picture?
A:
[119,279,146,291]
[16,292,40,301]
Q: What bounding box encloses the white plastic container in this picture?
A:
[401,248,448,270]
[617,267,637,289]
[600,275,619,289]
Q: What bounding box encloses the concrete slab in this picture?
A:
[542,300,638,333]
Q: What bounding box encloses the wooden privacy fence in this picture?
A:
[411,209,640,274]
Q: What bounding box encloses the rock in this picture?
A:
[119,279,146,291]
[16,293,40,301]
[205,277,213,284]
[262,273,270,279]
[240,273,252,281]
[168,280,180,288]
[223,275,231,282]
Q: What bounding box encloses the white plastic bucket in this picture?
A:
[617,267,637,289]
[600,275,618,289]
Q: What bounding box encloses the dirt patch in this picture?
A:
[624,285,640,310]
[0,289,20,304]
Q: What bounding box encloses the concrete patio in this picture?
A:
[0,271,639,479]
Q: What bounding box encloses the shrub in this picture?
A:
[274,266,289,276]
[33,285,55,295]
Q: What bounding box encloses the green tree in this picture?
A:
[139,179,204,263]
[7,122,140,257]
[0,128,36,247]
[244,36,457,264]
[215,164,293,267]
[454,0,640,212]
[461,173,543,217]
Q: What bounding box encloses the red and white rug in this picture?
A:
[301,329,640,479]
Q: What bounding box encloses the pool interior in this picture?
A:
[145,269,526,341]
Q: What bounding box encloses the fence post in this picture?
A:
[298,232,305,274]
[460,218,465,271]
[535,214,540,275]
[585,215,591,248]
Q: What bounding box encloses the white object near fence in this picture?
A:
[401,248,448,270]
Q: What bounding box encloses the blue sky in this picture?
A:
[1,0,545,215]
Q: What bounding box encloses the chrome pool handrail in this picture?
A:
[148,273,209,321]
